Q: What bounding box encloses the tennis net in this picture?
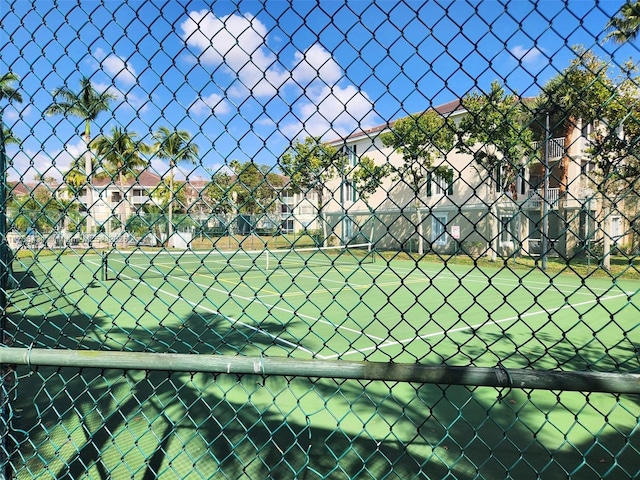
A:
[103,243,374,281]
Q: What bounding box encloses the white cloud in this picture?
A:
[7,140,85,182]
[93,47,137,85]
[180,11,339,98]
[288,85,377,139]
[189,92,232,116]
[3,105,31,122]
[510,45,545,65]
[181,10,273,71]
[291,45,342,85]
[180,9,379,139]
[92,81,149,114]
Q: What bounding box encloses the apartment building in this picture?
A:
[325,100,633,258]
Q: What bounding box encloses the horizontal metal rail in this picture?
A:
[2,347,638,394]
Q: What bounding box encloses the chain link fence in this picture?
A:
[1,1,640,478]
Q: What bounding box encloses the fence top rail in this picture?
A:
[3,348,638,394]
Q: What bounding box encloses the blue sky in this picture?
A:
[1,0,639,183]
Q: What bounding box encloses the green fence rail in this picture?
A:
[2,1,640,478]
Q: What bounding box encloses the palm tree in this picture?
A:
[2,125,20,146]
[45,76,116,235]
[152,126,199,246]
[606,1,640,43]
[1,72,23,165]
[1,72,22,291]
[91,126,151,232]
[0,72,23,104]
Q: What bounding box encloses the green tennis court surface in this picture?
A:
[8,249,640,478]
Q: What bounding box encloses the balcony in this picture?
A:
[532,138,565,160]
[526,188,560,209]
[130,195,150,204]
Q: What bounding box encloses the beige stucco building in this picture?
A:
[324,100,635,259]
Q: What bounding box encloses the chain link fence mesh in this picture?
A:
[1,0,640,478]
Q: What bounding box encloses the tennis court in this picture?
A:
[14,246,639,366]
[8,246,640,478]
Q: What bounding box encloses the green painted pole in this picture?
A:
[0,111,8,480]
[1,347,639,394]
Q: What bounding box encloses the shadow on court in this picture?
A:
[9,302,445,478]
[7,262,640,479]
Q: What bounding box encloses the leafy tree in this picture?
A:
[203,170,234,215]
[45,76,116,233]
[538,48,615,205]
[280,137,345,246]
[126,205,166,246]
[152,126,199,244]
[63,159,89,193]
[10,186,66,234]
[57,198,81,233]
[458,81,535,260]
[380,111,455,255]
[150,177,189,213]
[583,63,640,268]
[91,126,151,228]
[606,1,640,43]
[539,48,624,268]
[229,161,284,215]
[350,156,389,202]
[458,81,535,197]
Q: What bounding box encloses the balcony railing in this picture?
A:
[532,138,565,160]
[526,188,560,208]
[130,195,150,204]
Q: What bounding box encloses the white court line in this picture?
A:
[251,259,634,299]
[93,260,317,356]
[364,261,638,295]
[322,290,633,360]
[144,279,317,356]
[171,275,388,343]
[97,257,638,359]
[101,258,387,348]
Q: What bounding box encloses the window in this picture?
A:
[342,180,357,202]
[342,216,354,242]
[341,145,359,202]
[494,166,505,193]
[433,174,448,195]
[341,144,358,166]
[347,144,357,166]
[500,215,516,244]
[281,203,292,214]
[432,214,448,246]
[427,169,454,196]
[281,218,294,234]
[581,121,594,139]
[611,216,622,245]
